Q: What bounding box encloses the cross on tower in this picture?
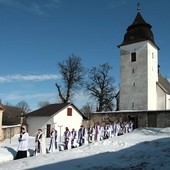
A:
[137,2,140,12]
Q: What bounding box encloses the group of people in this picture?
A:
[14,120,134,160]
[63,120,134,149]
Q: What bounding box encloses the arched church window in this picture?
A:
[131,52,136,62]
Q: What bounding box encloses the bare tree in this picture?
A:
[80,103,94,119]
[86,63,116,112]
[55,54,85,103]
[15,100,31,113]
[38,101,50,108]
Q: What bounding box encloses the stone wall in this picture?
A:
[87,110,170,128]
[157,111,170,127]
[1,125,21,142]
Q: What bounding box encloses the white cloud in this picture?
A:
[0,0,61,15]
[3,92,56,101]
[0,74,60,83]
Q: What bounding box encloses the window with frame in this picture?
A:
[132,68,135,74]
[132,102,134,108]
[152,52,154,59]
[67,108,72,116]
[131,52,136,62]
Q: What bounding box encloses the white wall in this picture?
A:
[52,106,83,141]
[157,85,166,110]
[147,42,158,110]
[120,41,148,110]
[27,116,50,136]
[119,41,158,110]
[166,94,170,109]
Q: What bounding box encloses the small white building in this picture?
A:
[117,8,170,111]
[27,103,86,140]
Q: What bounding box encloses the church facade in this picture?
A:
[117,9,170,111]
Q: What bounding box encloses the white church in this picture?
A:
[117,8,170,111]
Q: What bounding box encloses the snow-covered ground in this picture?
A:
[0,127,170,170]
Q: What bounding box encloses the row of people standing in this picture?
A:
[101,120,134,139]
[63,125,88,150]
[15,121,134,160]
[63,121,134,149]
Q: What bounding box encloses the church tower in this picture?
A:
[118,7,159,110]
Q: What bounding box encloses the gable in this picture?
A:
[27,103,87,119]
[157,74,170,95]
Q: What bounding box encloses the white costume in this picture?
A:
[71,129,78,147]
[78,126,87,146]
[94,124,101,141]
[35,131,46,155]
[124,122,129,134]
[128,121,134,132]
[115,123,121,137]
[88,126,95,143]
[64,128,72,150]
[15,130,29,160]
[17,132,29,151]
[49,129,58,153]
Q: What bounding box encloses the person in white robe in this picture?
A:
[124,121,129,134]
[71,128,78,148]
[35,129,46,155]
[15,127,29,160]
[64,127,72,150]
[94,123,101,141]
[115,122,121,137]
[78,125,87,146]
[103,124,112,139]
[88,126,95,143]
[49,128,58,153]
[128,120,134,132]
[112,122,117,137]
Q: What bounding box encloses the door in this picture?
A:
[128,115,138,129]
[46,124,51,138]
[148,113,157,127]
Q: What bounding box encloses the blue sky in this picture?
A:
[0,0,169,111]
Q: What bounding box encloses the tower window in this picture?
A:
[132,102,134,108]
[132,68,135,73]
[152,52,154,59]
[131,52,136,62]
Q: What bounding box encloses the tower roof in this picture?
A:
[118,11,159,49]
